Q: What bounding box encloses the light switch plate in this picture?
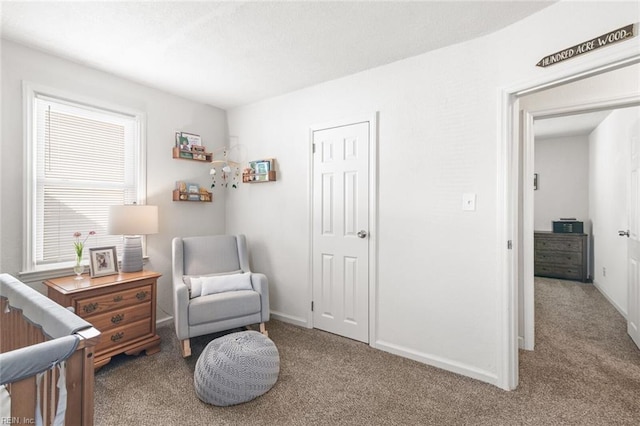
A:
[462,193,476,211]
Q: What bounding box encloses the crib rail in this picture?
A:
[0,274,100,425]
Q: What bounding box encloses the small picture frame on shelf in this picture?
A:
[187,183,199,194]
[249,158,274,173]
[255,161,270,174]
[89,246,119,278]
[180,132,201,149]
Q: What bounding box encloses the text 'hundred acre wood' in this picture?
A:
[536,23,636,68]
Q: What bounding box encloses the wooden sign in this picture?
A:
[537,24,636,68]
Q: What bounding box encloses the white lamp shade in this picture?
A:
[108,205,158,236]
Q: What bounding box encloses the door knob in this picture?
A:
[357,230,368,239]
[619,230,630,237]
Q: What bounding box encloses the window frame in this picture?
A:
[21,82,147,277]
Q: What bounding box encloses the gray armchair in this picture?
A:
[172,234,269,357]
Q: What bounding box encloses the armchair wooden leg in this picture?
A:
[260,322,268,337]
[180,339,191,358]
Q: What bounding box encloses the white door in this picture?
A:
[627,127,640,349]
[312,121,370,343]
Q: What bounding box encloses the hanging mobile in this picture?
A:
[210,167,216,188]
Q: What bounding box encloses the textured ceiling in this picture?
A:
[1,1,555,109]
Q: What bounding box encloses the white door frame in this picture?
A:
[308,113,379,346]
[498,47,640,390]
[522,95,640,350]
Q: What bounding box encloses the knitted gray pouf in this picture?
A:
[194,330,279,406]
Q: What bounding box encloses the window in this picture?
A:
[24,84,145,272]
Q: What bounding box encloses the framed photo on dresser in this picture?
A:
[89,246,119,278]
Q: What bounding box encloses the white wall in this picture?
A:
[534,135,590,231]
[226,2,640,386]
[589,107,640,315]
[0,40,228,320]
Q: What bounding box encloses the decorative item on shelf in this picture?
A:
[176,131,202,150]
[199,187,212,201]
[192,145,207,161]
[243,158,277,183]
[72,230,96,279]
[108,203,159,272]
[210,146,241,189]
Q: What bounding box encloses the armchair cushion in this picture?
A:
[198,273,253,297]
[188,290,260,325]
[183,270,246,298]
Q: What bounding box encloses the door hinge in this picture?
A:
[312,143,316,154]
[311,301,314,312]
[507,240,513,250]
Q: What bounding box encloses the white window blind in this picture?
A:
[32,94,141,267]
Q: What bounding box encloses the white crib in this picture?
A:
[0,273,100,425]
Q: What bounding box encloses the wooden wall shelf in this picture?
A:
[172,146,212,162]
[172,189,212,202]
[242,170,277,183]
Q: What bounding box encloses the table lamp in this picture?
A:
[108,204,158,272]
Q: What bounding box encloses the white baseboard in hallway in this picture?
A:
[374,339,499,387]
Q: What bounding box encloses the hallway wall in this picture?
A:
[589,106,640,315]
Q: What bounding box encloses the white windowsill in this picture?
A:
[19,257,150,282]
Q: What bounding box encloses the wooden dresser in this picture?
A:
[534,232,589,282]
[44,270,161,368]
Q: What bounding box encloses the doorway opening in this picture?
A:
[520,89,640,353]
[501,54,640,390]
[529,103,640,340]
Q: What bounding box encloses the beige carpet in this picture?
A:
[94,278,640,425]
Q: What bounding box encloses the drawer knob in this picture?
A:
[111,313,125,324]
[136,291,148,300]
[82,302,98,314]
[111,332,124,342]
[113,295,123,302]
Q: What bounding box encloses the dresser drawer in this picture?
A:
[535,264,582,280]
[535,238,583,252]
[89,301,151,331]
[96,318,152,353]
[535,250,583,266]
[75,285,153,318]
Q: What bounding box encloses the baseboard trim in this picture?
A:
[270,310,308,328]
[374,339,498,387]
[157,315,173,328]
[592,280,627,319]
